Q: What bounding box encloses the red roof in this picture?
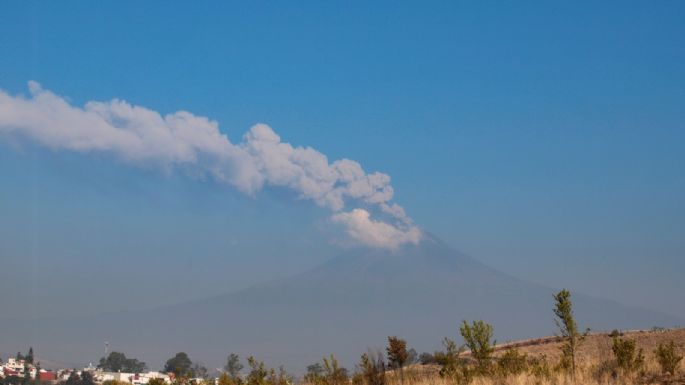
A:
[39,372,57,381]
[3,368,19,376]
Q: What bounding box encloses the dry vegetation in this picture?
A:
[213,290,685,385]
[493,328,685,363]
[96,290,680,385]
[372,328,685,385]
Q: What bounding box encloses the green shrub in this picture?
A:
[434,338,462,379]
[459,320,495,375]
[611,336,644,374]
[497,348,528,376]
[654,341,683,376]
[433,337,472,384]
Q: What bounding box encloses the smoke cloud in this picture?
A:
[0,82,421,249]
[331,209,421,250]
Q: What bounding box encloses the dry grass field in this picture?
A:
[379,328,685,385]
[493,328,685,362]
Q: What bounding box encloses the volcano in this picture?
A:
[1,236,681,371]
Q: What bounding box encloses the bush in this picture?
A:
[459,320,495,374]
[266,366,291,385]
[654,341,683,376]
[304,363,324,385]
[218,373,236,385]
[322,354,348,385]
[434,338,462,379]
[497,348,528,376]
[592,357,618,382]
[528,355,552,380]
[357,351,386,385]
[611,336,644,374]
[434,338,469,384]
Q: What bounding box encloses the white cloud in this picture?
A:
[0,82,422,249]
[331,209,422,250]
[241,124,397,214]
[0,81,263,192]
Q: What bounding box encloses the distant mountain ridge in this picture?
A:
[1,236,681,372]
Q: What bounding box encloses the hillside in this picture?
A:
[395,328,685,385]
[493,328,685,362]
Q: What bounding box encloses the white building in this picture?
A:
[93,370,172,384]
[4,358,27,374]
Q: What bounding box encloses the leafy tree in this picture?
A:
[164,353,193,377]
[386,336,409,383]
[553,289,588,379]
[611,336,644,374]
[245,356,268,385]
[386,337,409,370]
[62,371,95,385]
[654,341,682,376]
[304,363,324,384]
[26,348,34,365]
[98,352,146,373]
[191,363,208,379]
[16,352,24,361]
[80,372,95,385]
[357,351,385,385]
[34,363,42,381]
[460,320,495,374]
[225,354,243,382]
[406,349,418,365]
[418,353,435,365]
[65,372,80,385]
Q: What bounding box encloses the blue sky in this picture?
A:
[1,1,684,319]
